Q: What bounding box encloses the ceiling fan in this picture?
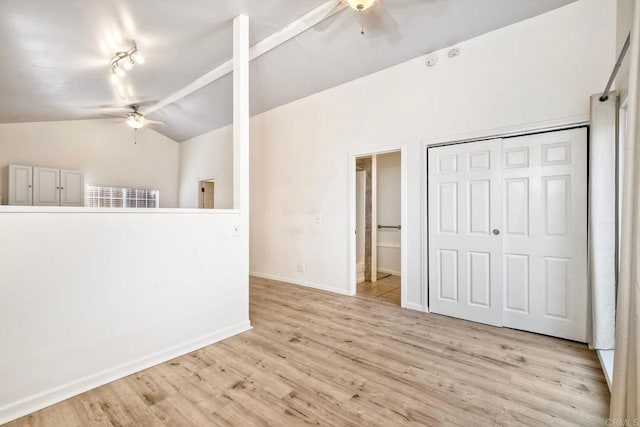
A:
[326,0,424,37]
[103,104,165,130]
[324,0,398,37]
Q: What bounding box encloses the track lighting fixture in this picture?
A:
[109,41,144,84]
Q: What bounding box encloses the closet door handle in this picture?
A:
[492,229,500,236]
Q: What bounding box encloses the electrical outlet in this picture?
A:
[297,264,306,273]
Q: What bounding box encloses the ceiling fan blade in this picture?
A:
[361,2,400,39]
[310,0,349,32]
[145,119,165,125]
[314,10,356,41]
[101,113,126,119]
[93,100,161,111]
[383,0,435,6]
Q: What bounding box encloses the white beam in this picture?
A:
[142,0,346,116]
[143,59,232,116]
[249,0,345,59]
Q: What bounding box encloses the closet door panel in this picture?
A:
[502,128,588,342]
[428,139,503,327]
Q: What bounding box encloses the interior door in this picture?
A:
[8,165,33,206]
[60,170,83,207]
[33,167,60,206]
[428,139,504,326]
[502,128,587,342]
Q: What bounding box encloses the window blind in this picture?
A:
[85,185,159,208]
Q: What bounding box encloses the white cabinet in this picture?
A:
[60,169,84,207]
[33,167,60,206]
[8,165,83,207]
[8,165,33,206]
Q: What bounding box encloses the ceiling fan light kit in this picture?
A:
[346,0,376,12]
[126,112,145,129]
[109,40,144,84]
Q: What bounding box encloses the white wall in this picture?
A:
[376,151,401,276]
[178,125,233,209]
[0,208,249,424]
[0,119,180,208]
[248,0,616,306]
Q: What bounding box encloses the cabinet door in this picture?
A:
[60,170,84,206]
[8,165,33,205]
[33,167,60,206]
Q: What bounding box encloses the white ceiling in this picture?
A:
[0,0,576,141]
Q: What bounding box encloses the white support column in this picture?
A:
[233,15,249,212]
[233,15,250,293]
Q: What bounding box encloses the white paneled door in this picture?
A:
[428,128,588,342]
[501,129,587,341]
[428,139,504,326]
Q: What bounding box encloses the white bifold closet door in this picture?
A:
[428,128,587,342]
[428,139,504,327]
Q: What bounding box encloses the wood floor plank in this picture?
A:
[7,276,609,426]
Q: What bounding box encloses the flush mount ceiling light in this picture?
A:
[109,40,144,84]
[346,0,376,11]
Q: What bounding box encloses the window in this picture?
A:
[86,185,159,208]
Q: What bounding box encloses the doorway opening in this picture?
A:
[198,179,215,209]
[353,150,402,305]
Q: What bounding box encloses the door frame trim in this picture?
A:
[348,145,407,308]
[422,123,589,313]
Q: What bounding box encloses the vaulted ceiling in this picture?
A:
[0,0,576,141]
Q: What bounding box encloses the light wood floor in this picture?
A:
[9,276,609,426]
[357,274,401,305]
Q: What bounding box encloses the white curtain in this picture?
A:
[588,93,617,350]
[610,0,640,420]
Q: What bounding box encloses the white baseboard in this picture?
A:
[377,268,401,276]
[250,272,350,295]
[0,321,252,425]
[404,302,425,312]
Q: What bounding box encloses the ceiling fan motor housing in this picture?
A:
[346,0,376,12]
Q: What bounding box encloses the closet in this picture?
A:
[427,127,587,342]
[8,165,83,207]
